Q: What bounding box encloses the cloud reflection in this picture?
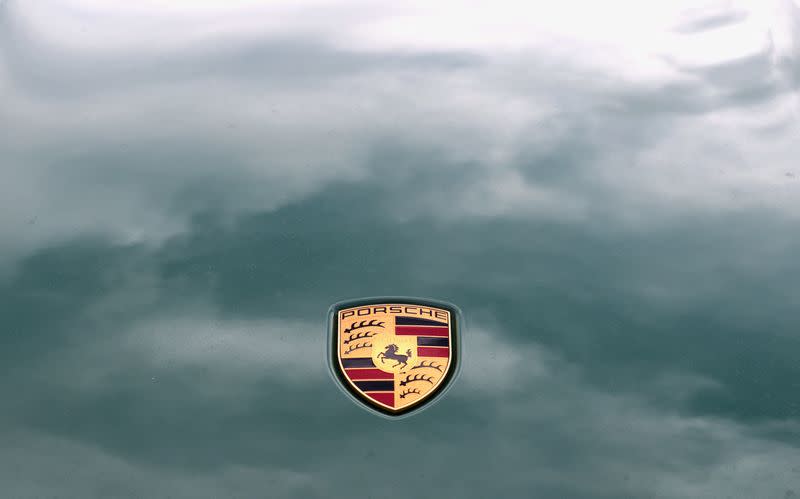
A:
[2,0,800,497]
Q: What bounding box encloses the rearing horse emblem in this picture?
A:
[377,344,413,368]
[329,298,461,418]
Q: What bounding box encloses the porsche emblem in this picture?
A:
[328,298,460,417]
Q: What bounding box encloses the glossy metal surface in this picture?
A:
[2,1,800,497]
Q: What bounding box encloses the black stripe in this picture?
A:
[342,357,375,368]
[396,316,448,326]
[417,337,449,347]
[354,380,394,391]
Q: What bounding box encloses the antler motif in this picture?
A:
[399,388,421,399]
[344,341,372,355]
[411,361,443,372]
[400,373,435,386]
[344,330,377,344]
[344,320,385,334]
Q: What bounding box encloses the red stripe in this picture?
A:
[345,369,394,380]
[395,326,449,337]
[417,346,449,358]
[366,392,394,407]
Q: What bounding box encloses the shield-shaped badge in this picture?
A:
[328,297,461,418]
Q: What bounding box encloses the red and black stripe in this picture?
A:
[345,368,393,380]
[353,380,394,391]
[394,316,450,358]
[341,357,395,407]
[341,357,375,368]
[395,316,448,326]
[395,317,449,338]
[418,337,449,347]
[417,346,449,357]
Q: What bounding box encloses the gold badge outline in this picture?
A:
[327,297,461,418]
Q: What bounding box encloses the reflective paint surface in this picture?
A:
[2,1,800,497]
